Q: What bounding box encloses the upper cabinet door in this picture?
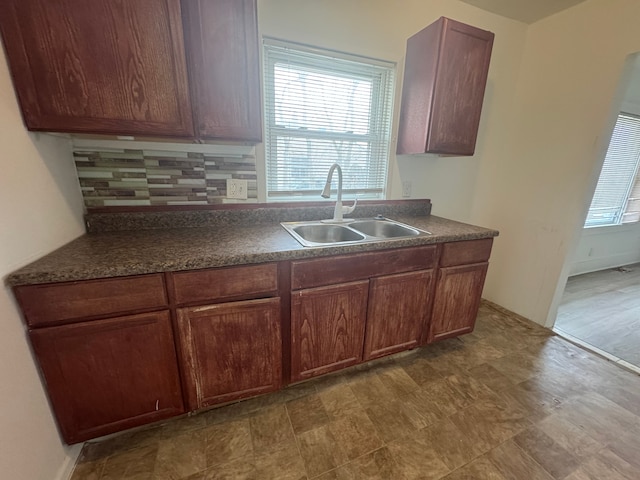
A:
[397,17,494,156]
[182,0,262,142]
[0,0,194,137]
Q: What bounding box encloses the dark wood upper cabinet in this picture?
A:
[182,0,262,142]
[0,0,262,141]
[397,17,494,156]
[0,0,194,137]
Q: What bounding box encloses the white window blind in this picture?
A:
[585,113,640,227]
[263,39,395,201]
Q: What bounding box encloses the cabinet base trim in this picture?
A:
[293,357,360,382]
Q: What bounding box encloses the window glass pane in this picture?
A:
[263,40,394,201]
[274,65,373,135]
[585,114,640,227]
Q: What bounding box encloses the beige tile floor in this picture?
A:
[71,302,640,479]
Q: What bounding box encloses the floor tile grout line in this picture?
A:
[284,393,311,479]
[508,435,561,480]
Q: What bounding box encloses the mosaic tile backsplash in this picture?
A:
[74,148,258,207]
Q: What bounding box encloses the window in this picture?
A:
[585,113,640,227]
[263,39,395,201]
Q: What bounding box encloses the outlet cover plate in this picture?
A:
[227,179,248,199]
[402,180,412,198]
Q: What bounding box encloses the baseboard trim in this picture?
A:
[54,444,83,480]
[480,299,545,330]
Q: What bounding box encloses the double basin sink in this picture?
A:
[281,217,431,247]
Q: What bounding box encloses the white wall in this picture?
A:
[570,223,640,275]
[0,47,85,479]
[471,0,640,326]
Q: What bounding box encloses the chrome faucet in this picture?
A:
[321,163,357,222]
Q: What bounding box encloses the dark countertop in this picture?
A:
[6,214,499,286]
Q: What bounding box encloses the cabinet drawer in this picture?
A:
[15,274,168,327]
[440,238,493,267]
[291,246,437,290]
[171,263,278,305]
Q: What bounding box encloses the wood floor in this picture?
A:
[555,262,640,367]
[70,302,640,480]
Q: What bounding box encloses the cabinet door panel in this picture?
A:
[429,262,488,342]
[428,19,494,155]
[397,17,493,155]
[182,0,262,141]
[291,281,368,381]
[177,298,281,410]
[364,270,434,361]
[0,0,193,136]
[29,311,184,444]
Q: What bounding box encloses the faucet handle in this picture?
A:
[342,197,358,215]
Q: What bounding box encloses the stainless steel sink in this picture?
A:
[349,220,421,238]
[281,217,430,247]
[291,224,366,244]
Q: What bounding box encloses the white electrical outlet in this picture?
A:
[402,180,412,198]
[227,179,248,199]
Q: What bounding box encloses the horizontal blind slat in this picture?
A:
[586,113,640,227]
[263,40,395,201]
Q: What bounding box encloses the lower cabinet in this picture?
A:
[428,263,489,341]
[290,246,439,380]
[364,270,434,360]
[176,298,282,410]
[427,238,493,342]
[14,240,494,444]
[29,311,184,444]
[291,281,368,382]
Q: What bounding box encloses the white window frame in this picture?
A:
[262,38,395,202]
[585,112,640,228]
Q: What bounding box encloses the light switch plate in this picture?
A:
[227,179,248,199]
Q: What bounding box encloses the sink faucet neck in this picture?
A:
[321,163,349,222]
[321,163,342,202]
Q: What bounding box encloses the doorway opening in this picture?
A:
[553,53,640,372]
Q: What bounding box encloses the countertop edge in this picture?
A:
[6,216,499,287]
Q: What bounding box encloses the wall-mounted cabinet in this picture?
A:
[397,17,494,156]
[182,0,262,142]
[0,0,261,142]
